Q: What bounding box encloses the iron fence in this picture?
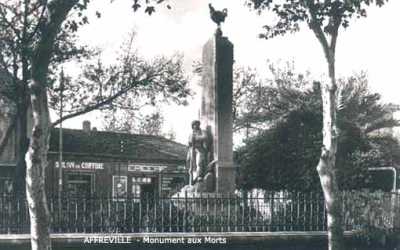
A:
[0,191,398,234]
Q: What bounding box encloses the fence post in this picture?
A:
[342,191,346,230]
[198,192,202,232]
[216,193,219,232]
[83,196,87,233]
[130,197,134,232]
[221,194,224,232]
[235,193,239,232]
[290,192,294,231]
[99,196,103,233]
[169,195,172,232]
[17,196,22,233]
[228,192,231,232]
[90,196,94,233]
[177,192,180,231]
[283,191,287,231]
[271,192,275,231]
[161,195,164,233]
[108,195,111,232]
[308,192,312,231]
[206,193,210,232]
[303,192,307,231]
[184,190,187,232]
[145,192,150,232]
[321,192,325,231]
[153,192,157,233]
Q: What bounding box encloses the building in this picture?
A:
[0,110,188,198]
[47,121,188,199]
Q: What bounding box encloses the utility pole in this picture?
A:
[58,69,65,198]
[118,139,124,201]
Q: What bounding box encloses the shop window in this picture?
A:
[66,173,94,197]
[0,178,13,194]
[113,176,127,201]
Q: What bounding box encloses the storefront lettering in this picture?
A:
[128,164,167,172]
[55,161,104,170]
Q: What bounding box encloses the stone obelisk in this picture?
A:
[200,23,235,194]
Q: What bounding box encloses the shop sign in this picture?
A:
[128,164,167,172]
[55,161,104,170]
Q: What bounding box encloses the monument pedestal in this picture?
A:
[215,163,235,193]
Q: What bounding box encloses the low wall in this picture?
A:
[2,231,398,250]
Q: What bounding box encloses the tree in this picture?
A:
[246,1,390,248]
[233,64,321,190]
[102,107,180,140]
[27,2,79,249]
[232,66,262,135]
[235,71,400,192]
[233,61,312,137]
[236,108,322,191]
[0,0,189,193]
[103,108,165,136]
[48,33,190,127]
[0,0,94,194]
[0,1,176,249]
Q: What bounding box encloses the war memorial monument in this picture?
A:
[177,4,236,196]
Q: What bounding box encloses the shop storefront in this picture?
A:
[45,122,187,199]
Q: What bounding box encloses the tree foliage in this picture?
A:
[247,0,388,39]
[48,33,190,127]
[0,0,182,125]
[232,66,264,133]
[233,61,313,135]
[0,0,94,100]
[103,108,165,136]
[235,67,400,191]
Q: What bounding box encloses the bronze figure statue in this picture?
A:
[186,120,209,186]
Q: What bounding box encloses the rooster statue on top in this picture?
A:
[209,3,227,35]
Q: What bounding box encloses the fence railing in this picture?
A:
[0,191,398,234]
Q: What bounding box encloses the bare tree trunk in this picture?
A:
[307,4,344,246]
[15,44,33,194]
[316,56,344,250]
[15,98,29,194]
[25,81,51,250]
[24,1,78,249]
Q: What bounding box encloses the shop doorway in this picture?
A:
[131,177,156,202]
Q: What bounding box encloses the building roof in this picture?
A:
[49,128,187,163]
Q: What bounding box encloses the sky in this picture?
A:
[57,0,400,144]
